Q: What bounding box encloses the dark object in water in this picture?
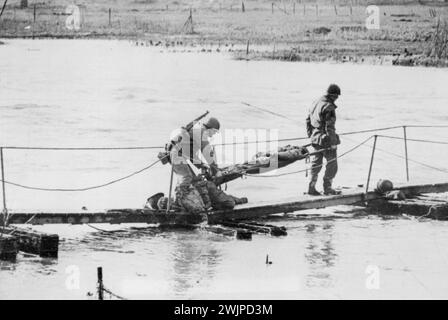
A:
[3,226,59,258]
[0,234,18,261]
[221,221,287,236]
[236,229,252,240]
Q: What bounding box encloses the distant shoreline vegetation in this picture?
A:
[0,1,447,67]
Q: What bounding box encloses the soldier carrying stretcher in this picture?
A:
[156,113,247,214]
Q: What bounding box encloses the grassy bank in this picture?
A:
[1,0,448,66]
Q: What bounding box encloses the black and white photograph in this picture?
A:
[0,0,448,305]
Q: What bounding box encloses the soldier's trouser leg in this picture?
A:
[170,149,194,188]
[170,152,206,214]
[310,145,324,184]
[206,181,235,210]
[323,149,338,190]
[175,184,206,214]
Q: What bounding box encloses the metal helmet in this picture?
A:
[327,84,341,96]
[204,117,220,130]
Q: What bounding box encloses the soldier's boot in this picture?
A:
[323,180,341,196]
[233,196,248,205]
[308,181,321,196]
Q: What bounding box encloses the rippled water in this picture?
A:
[0,40,448,299]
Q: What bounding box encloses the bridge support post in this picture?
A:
[365,135,378,194]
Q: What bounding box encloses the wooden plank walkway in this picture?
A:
[2,182,448,226]
[209,182,448,223]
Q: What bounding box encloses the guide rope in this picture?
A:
[376,135,448,145]
[0,124,447,191]
[0,157,165,192]
[102,286,128,300]
[1,125,446,150]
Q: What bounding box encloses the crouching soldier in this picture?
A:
[165,115,246,214]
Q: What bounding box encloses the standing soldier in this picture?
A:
[306,84,342,196]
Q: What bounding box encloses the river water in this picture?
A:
[0,39,448,299]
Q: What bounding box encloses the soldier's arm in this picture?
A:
[306,114,313,138]
[322,105,337,139]
[200,139,219,175]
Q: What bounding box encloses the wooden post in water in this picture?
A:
[293,3,295,15]
[242,1,245,12]
[3,226,59,257]
[0,234,18,261]
[403,126,410,182]
[272,3,274,14]
[108,8,111,27]
[246,39,250,56]
[365,135,378,194]
[334,5,338,16]
[33,3,36,22]
[303,4,306,15]
[97,267,104,300]
[1,148,7,229]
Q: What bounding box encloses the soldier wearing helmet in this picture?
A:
[306,84,342,196]
[169,117,220,185]
[167,116,245,214]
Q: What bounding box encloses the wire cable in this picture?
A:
[0,157,164,192]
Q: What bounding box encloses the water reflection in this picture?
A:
[304,222,337,289]
[170,231,221,296]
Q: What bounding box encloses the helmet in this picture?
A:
[375,179,394,194]
[204,117,220,130]
[327,84,341,96]
[146,192,165,210]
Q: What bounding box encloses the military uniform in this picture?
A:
[169,123,217,213]
[169,119,244,213]
[306,95,341,194]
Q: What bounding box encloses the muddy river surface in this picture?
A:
[1,40,448,299]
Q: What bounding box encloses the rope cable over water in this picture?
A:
[376,135,448,145]
[0,157,165,192]
[366,143,448,174]
[2,125,447,150]
[343,134,448,174]
[2,146,164,150]
[0,121,447,191]
[102,286,128,300]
